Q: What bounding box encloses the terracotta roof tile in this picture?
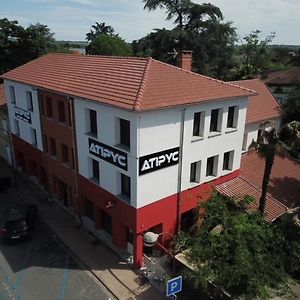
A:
[216,176,287,221]
[263,66,300,86]
[0,84,7,109]
[241,151,300,208]
[231,79,283,124]
[1,54,256,111]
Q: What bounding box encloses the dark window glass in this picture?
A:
[46,96,53,118]
[210,109,219,132]
[92,159,99,180]
[27,91,33,111]
[62,144,69,163]
[121,173,131,198]
[85,198,94,221]
[223,151,230,170]
[58,101,66,123]
[227,106,235,128]
[9,86,16,103]
[89,109,97,135]
[40,96,45,116]
[257,129,262,141]
[102,211,112,235]
[206,156,215,176]
[120,119,130,148]
[190,162,197,182]
[193,112,201,136]
[50,138,56,157]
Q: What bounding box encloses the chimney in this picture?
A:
[179,50,193,71]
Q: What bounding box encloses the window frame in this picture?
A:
[190,160,201,183]
[50,137,57,157]
[26,91,33,111]
[223,150,234,171]
[121,173,131,200]
[206,155,218,177]
[192,111,205,137]
[61,144,69,164]
[57,100,66,124]
[227,106,238,129]
[30,128,37,147]
[14,119,20,136]
[9,86,16,104]
[46,96,53,118]
[210,108,221,132]
[119,118,130,149]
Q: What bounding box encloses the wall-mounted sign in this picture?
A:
[14,106,32,124]
[88,138,128,171]
[139,147,179,175]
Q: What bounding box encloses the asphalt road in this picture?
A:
[0,188,116,300]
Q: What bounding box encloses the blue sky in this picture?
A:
[1,0,300,44]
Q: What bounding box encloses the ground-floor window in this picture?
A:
[101,210,112,235]
[85,198,95,221]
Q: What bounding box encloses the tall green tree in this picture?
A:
[283,86,300,122]
[86,22,115,42]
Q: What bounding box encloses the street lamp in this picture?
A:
[0,127,17,188]
[143,231,176,274]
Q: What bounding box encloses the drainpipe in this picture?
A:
[176,108,186,234]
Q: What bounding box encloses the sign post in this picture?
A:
[166,276,182,298]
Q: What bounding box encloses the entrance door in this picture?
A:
[101,211,112,236]
[58,179,69,208]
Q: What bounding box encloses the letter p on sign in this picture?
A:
[166,276,182,297]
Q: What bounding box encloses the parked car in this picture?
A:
[0,177,12,192]
[1,204,38,241]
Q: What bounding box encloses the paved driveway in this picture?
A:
[0,188,115,300]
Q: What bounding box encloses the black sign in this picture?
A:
[88,138,128,171]
[14,106,32,124]
[139,147,179,175]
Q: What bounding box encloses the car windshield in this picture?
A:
[5,220,26,229]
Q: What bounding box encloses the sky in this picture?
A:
[1,0,300,45]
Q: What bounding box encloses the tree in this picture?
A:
[86,34,132,56]
[280,120,300,158]
[239,30,275,78]
[283,86,300,122]
[86,22,115,42]
[182,193,299,299]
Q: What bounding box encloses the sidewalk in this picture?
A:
[1,162,166,300]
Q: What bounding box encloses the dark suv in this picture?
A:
[1,204,38,241]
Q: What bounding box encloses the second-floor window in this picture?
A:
[30,128,37,146]
[58,100,66,123]
[14,119,20,136]
[46,96,53,118]
[90,158,100,183]
[88,109,98,136]
[192,112,204,137]
[26,91,33,111]
[9,86,16,104]
[61,144,69,164]
[120,118,130,148]
[210,109,222,132]
[121,173,131,200]
[227,106,238,128]
[50,138,57,157]
[190,160,201,183]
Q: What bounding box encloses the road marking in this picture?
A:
[60,254,70,300]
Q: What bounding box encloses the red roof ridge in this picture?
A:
[133,57,152,111]
[151,58,258,97]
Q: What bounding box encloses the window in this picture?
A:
[26,91,33,111]
[227,106,238,128]
[257,129,262,141]
[40,96,45,116]
[90,158,99,183]
[30,128,37,146]
[190,160,201,183]
[192,112,204,137]
[14,119,20,136]
[85,198,94,221]
[120,118,130,148]
[9,86,16,104]
[61,144,69,164]
[46,96,53,118]
[88,109,97,136]
[44,135,48,153]
[121,173,131,199]
[210,109,222,132]
[223,151,234,171]
[206,155,218,177]
[57,100,66,123]
[50,138,57,157]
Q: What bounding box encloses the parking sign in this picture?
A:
[166,276,182,297]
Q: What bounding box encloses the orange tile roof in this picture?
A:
[231,79,283,124]
[263,66,300,86]
[0,84,7,109]
[216,176,287,221]
[241,151,300,209]
[1,54,256,111]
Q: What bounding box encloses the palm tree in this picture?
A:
[249,121,286,214]
[86,22,115,42]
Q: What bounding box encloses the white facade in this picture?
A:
[75,96,248,209]
[4,80,43,151]
[243,117,281,151]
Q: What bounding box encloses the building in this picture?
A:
[263,66,300,105]
[231,79,284,151]
[2,53,256,267]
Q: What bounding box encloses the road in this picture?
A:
[0,188,116,300]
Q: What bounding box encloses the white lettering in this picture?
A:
[141,160,151,171]
[118,155,127,167]
[157,155,165,166]
[103,149,111,158]
[172,151,179,161]
[110,151,119,163]
[89,143,98,154]
[165,153,173,163]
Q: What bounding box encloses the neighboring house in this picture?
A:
[231,79,283,151]
[0,84,13,165]
[1,52,256,267]
[217,150,300,220]
[263,66,300,105]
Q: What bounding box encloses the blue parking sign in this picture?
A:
[166,276,182,297]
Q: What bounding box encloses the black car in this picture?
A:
[0,177,12,192]
[1,204,38,241]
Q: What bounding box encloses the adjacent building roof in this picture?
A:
[231,79,283,124]
[0,84,7,110]
[1,53,256,111]
[263,66,300,86]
